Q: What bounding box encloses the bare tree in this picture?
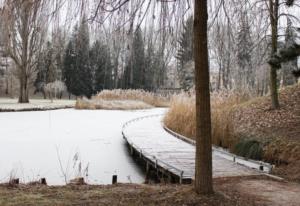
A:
[3,0,48,103]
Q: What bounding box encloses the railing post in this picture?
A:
[179,171,183,184]
[112,175,117,184]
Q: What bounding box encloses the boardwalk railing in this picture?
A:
[122,114,273,184]
[122,114,188,183]
[163,124,273,173]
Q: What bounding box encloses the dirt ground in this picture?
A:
[0,176,299,206]
[232,84,300,182]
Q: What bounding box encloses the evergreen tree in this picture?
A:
[63,39,76,97]
[124,28,145,89]
[34,41,56,98]
[236,11,254,89]
[52,28,66,81]
[144,43,164,91]
[63,19,93,98]
[45,41,56,83]
[176,16,194,67]
[144,43,155,90]
[74,17,93,98]
[34,50,47,98]
[281,17,298,86]
[90,40,113,92]
[176,16,194,88]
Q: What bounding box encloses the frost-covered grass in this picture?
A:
[0,98,75,112]
[76,98,153,110]
[75,89,169,110]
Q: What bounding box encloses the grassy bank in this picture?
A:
[0,176,279,206]
[164,84,300,181]
[75,89,169,110]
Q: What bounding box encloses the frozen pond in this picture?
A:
[0,108,165,185]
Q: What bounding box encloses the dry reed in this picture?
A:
[163,90,251,150]
[75,98,153,110]
[94,89,169,107]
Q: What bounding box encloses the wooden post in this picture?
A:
[130,145,134,155]
[112,175,117,184]
[168,173,172,183]
[146,162,150,173]
[145,162,150,184]
[10,178,19,185]
[179,171,184,184]
[40,178,47,185]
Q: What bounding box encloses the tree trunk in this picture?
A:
[269,0,280,109]
[18,75,29,103]
[194,0,213,195]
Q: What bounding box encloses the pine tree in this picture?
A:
[124,28,145,89]
[176,16,194,89]
[63,20,93,98]
[144,43,155,91]
[281,18,298,86]
[236,11,253,89]
[74,17,93,98]
[45,41,56,84]
[144,43,164,91]
[34,50,47,98]
[90,40,113,92]
[63,39,76,98]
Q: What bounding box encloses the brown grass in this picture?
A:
[164,90,250,150]
[0,176,268,206]
[75,98,153,110]
[75,89,169,110]
[164,83,300,181]
[95,89,169,107]
[164,93,196,138]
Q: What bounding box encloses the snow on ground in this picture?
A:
[0,108,166,185]
[0,98,75,111]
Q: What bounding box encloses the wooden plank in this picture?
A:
[122,115,259,181]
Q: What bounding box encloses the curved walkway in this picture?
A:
[122,115,262,182]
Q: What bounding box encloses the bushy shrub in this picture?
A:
[234,139,263,160]
[44,80,67,99]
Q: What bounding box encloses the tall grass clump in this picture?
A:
[164,90,251,150]
[164,92,196,138]
[75,89,169,110]
[95,89,169,107]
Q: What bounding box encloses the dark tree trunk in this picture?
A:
[18,75,29,103]
[269,0,280,109]
[194,0,213,195]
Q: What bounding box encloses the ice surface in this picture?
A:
[0,108,166,185]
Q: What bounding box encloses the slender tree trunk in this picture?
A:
[18,73,29,103]
[194,0,213,195]
[217,63,221,91]
[5,78,9,95]
[269,0,280,109]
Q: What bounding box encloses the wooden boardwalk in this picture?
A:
[122,114,265,183]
